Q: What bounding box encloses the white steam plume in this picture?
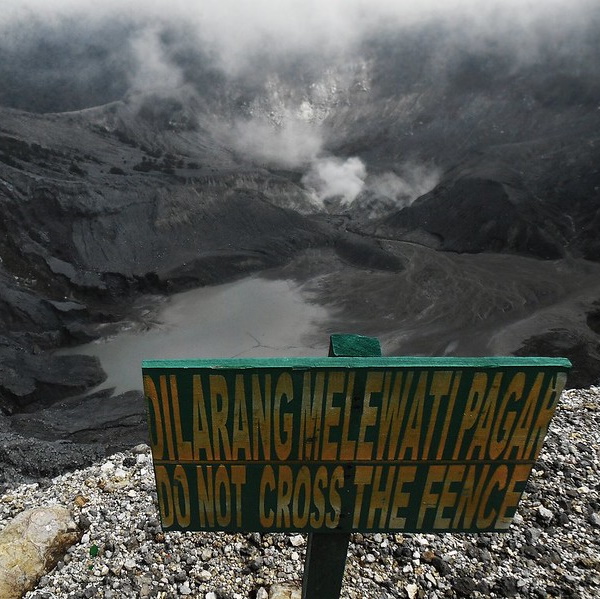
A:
[226,117,323,169]
[223,109,441,210]
[302,157,367,206]
[368,162,442,207]
[221,113,368,207]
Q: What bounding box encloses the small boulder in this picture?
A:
[269,584,301,599]
[0,506,81,599]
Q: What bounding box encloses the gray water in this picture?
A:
[65,277,330,394]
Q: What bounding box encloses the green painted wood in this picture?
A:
[301,334,382,599]
[302,533,352,599]
[328,333,382,358]
[142,356,571,370]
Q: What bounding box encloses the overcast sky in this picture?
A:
[2,0,597,75]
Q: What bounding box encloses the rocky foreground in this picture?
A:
[0,386,599,599]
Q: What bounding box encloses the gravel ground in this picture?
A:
[1,386,599,599]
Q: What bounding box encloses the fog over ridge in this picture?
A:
[2,0,597,111]
[1,0,598,206]
[2,0,598,72]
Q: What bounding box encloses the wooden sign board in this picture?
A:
[142,356,570,534]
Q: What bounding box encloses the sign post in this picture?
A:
[302,334,382,599]
[142,336,570,598]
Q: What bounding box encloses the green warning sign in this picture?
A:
[142,356,569,534]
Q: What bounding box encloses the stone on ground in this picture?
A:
[269,583,302,599]
[0,506,80,599]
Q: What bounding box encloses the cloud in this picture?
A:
[168,1,599,76]
[129,27,184,93]
[1,0,597,133]
[1,1,597,108]
[2,2,596,70]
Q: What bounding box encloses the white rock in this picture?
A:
[124,558,136,570]
[201,548,212,561]
[269,584,301,599]
[289,534,305,547]
[538,506,554,522]
[0,506,80,599]
[405,583,419,599]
